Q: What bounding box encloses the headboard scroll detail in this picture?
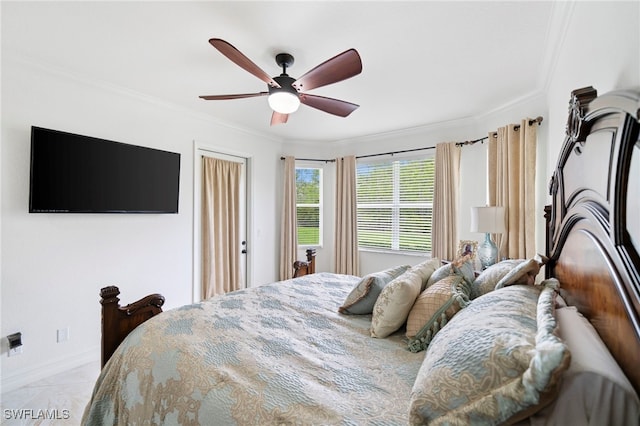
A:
[566,86,598,143]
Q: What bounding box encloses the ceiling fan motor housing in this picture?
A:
[269,75,299,97]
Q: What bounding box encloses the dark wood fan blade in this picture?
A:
[270,111,289,126]
[300,94,359,117]
[199,92,268,100]
[209,38,280,88]
[292,49,362,92]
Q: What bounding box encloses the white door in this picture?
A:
[193,148,248,302]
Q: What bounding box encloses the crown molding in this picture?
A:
[6,50,283,144]
[327,115,478,147]
[537,0,576,93]
[472,89,546,125]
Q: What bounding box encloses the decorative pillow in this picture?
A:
[409,280,571,425]
[338,264,411,314]
[494,254,548,290]
[412,257,441,289]
[529,306,640,425]
[425,256,475,290]
[406,274,471,350]
[370,258,440,338]
[470,259,524,299]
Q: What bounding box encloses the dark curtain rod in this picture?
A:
[455,116,543,147]
[455,136,489,148]
[280,157,336,163]
[356,145,435,159]
[279,145,435,163]
[281,116,544,162]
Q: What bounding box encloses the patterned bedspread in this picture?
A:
[83,273,425,425]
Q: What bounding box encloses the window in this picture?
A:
[357,157,435,253]
[296,167,323,246]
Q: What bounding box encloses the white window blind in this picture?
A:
[356,157,434,253]
[296,167,322,246]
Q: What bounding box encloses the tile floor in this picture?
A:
[1,362,100,425]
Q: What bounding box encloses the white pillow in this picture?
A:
[529,306,640,426]
[370,258,440,338]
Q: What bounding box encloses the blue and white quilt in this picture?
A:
[83,273,425,425]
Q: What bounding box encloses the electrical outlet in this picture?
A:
[8,346,23,357]
[7,332,23,357]
[57,327,70,343]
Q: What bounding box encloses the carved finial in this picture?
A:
[566,86,597,142]
[100,286,120,304]
[305,248,316,261]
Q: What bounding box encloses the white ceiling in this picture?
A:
[2,1,556,143]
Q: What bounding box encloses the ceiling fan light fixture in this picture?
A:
[201,40,363,124]
[268,91,300,114]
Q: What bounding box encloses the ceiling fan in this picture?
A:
[200,39,363,126]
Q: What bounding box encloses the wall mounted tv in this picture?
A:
[29,126,180,213]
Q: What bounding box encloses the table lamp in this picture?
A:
[470,206,506,269]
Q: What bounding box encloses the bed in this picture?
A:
[83,86,640,425]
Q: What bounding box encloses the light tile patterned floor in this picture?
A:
[1,362,100,425]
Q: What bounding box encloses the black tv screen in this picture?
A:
[29,127,180,213]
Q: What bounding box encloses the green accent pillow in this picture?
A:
[338,264,410,314]
[409,281,570,425]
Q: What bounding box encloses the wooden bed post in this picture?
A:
[100,286,165,368]
[293,249,316,277]
[544,204,552,279]
[100,286,121,369]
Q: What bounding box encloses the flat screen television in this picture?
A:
[29,126,181,213]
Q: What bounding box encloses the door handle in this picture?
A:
[241,240,247,254]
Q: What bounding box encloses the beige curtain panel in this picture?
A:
[432,142,461,261]
[279,156,298,280]
[202,157,243,299]
[488,119,537,260]
[334,155,359,276]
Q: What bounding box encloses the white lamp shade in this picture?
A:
[470,206,506,234]
[268,92,300,114]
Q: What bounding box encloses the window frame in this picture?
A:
[356,154,435,255]
[295,164,324,248]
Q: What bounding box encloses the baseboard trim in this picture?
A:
[1,346,99,394]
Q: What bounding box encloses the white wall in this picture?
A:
[0,54,283,392]
[544,1,640,180]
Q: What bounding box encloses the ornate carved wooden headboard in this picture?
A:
[545,86,640,393]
